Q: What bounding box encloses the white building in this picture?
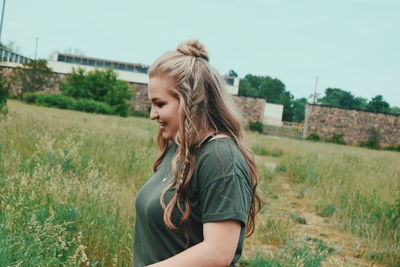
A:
[263,102,284,126]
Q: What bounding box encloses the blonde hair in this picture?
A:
[149,40,262,238]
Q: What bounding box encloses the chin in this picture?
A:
[162,132,173,140]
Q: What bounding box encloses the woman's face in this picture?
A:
[148,76,180,141]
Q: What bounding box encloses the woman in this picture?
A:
[134,40,262,267]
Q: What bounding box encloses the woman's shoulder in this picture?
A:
[197,136,246,175]
[198,136,238,159]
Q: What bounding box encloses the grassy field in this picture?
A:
[0,100,399,266]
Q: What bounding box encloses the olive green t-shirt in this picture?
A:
[134,138,252,267]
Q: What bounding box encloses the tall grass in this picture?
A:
[248,134,400,266]
[1,101,399,266]
[0,101,156,266]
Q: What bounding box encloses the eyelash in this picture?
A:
[156,103,165,108]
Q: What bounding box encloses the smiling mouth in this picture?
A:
[159,122,167,129]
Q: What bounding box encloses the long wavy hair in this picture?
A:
[149,40,262,238]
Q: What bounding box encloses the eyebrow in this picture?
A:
[150,97,161,102]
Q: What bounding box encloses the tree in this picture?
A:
[227,70,238,78]
[61,68,132,116]
[12,60,57,95]
[389,106,400,115]
[367,95,390,113]
[318,88,366,110]
[292,98,307,123]
[239,74,294,121]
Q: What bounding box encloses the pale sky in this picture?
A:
[3,0,400,106]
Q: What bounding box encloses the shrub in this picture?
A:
[36,94,76,109]
[22,93,39,103]
[61,68,131,115]
[22,93,119,116]
[0,71,9,115]
[360,127,380,149]
[316,204,336,217]
[307,133,320,141]
[385,145,400,152]
[248,121,263,133]
[326,133,346,145]
[74,98,114,115]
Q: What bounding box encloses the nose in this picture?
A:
[150,106,158,120]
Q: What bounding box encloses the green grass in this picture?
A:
[1,100,399,266]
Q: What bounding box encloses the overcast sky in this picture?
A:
[3,0,400,106]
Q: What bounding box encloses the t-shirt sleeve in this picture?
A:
[196,141,252,227]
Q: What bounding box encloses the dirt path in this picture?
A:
[266,170,381,266]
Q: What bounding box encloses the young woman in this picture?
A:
[134,40,262,267]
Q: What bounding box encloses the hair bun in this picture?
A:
[177,39,209,62]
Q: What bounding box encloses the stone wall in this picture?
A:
[130,82,150,112]
[304,104,400,147]
[232,96,265,123]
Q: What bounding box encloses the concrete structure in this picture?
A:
[50,53,240,95]
[0,47,30,64]
[263,103,283,126]
[303,104,400,147]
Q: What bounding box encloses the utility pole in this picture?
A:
[0,0,6,44]
[313,75,319,104]
[34,37,38,59]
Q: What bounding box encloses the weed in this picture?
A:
[326,133,346,145]
[290,214,307,224]
[315,204,336,217]
[307,133,320,141]
[248,121,264,133]
[359,127,380,149]
[251,145,269,156]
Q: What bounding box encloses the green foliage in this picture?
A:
[359,127,380,149]
[285,156,319,185]
[292,97,307,123]
[22,93,114,115]
[290,214,307,224]
[251,145,282,158]
[61,68,132,116]
[12,59,57,95]
[227,69,238,78]
[74,98,114,115]
[239,238,336,267]
[326,133,346,145]
[248,121,264,133]
[251,145,269,156]
[0,71,9,115]
[307,133,320,141]
[319,88,367,110]
[239,74,294,121]
[385,145,400,152]
[23,93,75,109]
[389,106,400,115]
[319,89,398,115]
[367,95,390,113]
[315,204,336,217]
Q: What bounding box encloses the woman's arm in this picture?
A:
[147,220,241,267]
